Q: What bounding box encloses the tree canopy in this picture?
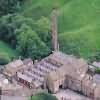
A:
[0,53,11,65]
[16,24,51,59]
[30,93,58,100]
[0,14,52,60]
[0,0,22,16]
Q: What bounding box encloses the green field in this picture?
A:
[0,41,18,60]
[21,0,100,59]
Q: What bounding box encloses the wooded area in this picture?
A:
[0,0,100,65]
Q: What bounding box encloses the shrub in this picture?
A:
[0,53,10,65]
[30,92,58,100]
[95,68,100,74]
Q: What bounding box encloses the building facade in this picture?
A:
[2,51,100,100]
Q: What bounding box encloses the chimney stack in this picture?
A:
[51,8,59,51]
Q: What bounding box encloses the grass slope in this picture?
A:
[58,0,100,32]
[21,0,68,19]
[58,0,100,58]
[0,41,18,59]
[21,0,100,59]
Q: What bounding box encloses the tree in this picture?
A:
[35,17,50,41]
[0,14,52,60]
[16,24,51,59]
[0,14,35,47]
[0,14,17,47]
[0,0,21,16]
[0,53,10,65]
[35,16,52,49]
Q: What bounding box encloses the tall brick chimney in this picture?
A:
[51,7,59,51]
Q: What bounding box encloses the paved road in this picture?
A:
[53,89,91,100]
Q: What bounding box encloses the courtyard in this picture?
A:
[53,89,91,100]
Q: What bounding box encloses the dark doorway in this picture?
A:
[59,85,63,89]
[0,87,2,100]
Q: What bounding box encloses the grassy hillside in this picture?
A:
[21,0,100,59]
[0,41,18,60]
[58,0,100,32]
[21,0,67,19]
[58,0,100,58]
